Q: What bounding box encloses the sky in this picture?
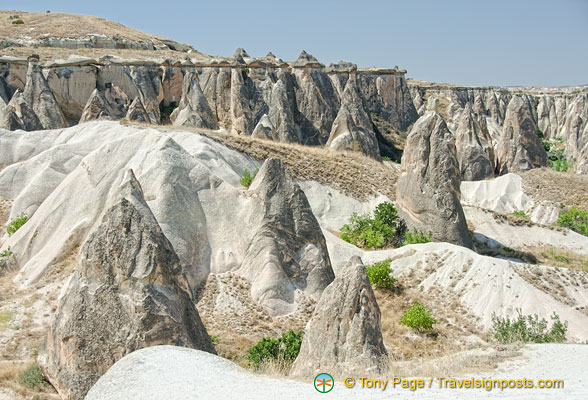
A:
[10,0,588,87]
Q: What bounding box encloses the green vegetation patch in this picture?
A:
[240,169,258,188]
[366,259,397,291]
[6,212,28,236]
[19,364,45,389]
[340,202,406,249]
[399,302,437,332]
[491,309,567,344]
[557,206,588,236]
[404,228,433,244]
[247,329,302,369]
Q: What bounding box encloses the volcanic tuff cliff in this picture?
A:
[1,53,586,173]
[409,82,588,174]
[1,11,587,172]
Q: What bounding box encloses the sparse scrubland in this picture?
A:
[1,9,588,399]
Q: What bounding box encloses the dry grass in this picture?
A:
[512,262,588,314]
[388,345,522,377]
[0,10,171,41]
[376,287,484,362]
[531,246,588,272]
[0,360,58,399]
[1,46,211,64]
[474,238,538,264]
[197,272,312,368]
[0,199,13,235]
[149,123,398,201]
[521,168,588,210]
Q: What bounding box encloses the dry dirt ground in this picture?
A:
[1,46,210,63]
[521,168,588,210]
[152,124,399,201]
[0,10,210,62]
[0,199,12,233]
[0,247,76,400]
[0,10,170,41]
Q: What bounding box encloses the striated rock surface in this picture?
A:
[293,61,339,144]
[251,114,274,140]
[266,72,299,142]
[455,104,495,180]
[171,72,218,129]
[46,65,98,121]
[238,158,335,316]
[359,72,419,131]
[396,111,474,249]
[327,75,380,158]
[0,96,23,130]
[229,67,255,135]
[79,85,129,122]
[22,58,68,129]
[496,95,548,174]
[290,256,387,378]
[125,97,151,123]
[38,170,215,400]
[8,90,43,131]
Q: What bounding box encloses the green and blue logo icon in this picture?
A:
[314,373,334,393]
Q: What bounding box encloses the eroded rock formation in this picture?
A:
[239,158,335,315]
[455,104,495,180]
[496,95,548,174]
[21,57,68,129]
[170,72,218,129]
[396,111,474,249]
[290,256,387,378]
[39,170,215,400]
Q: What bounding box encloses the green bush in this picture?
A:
[366,259,396,291]
[340,202,406,249]
[12,19,24,25]
[541,139,551,152]
[511,210,530,220]
[381,156,391,162]
[399,302,437,332]
[19,364,44,389]
[491,309,567,344]
[240,169,257,188]
[0,247,12,258]
[536,128,544,139]
[247,329,302,369]
[404,228,432,244]
[557,206,588,236]
[550,157,569,172]
[6,212,28,236]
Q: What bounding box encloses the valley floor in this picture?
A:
[84,344,587,400]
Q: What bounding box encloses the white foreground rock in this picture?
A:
[85,344,588,400]
[0,121,332,318]
[460,173,559,225]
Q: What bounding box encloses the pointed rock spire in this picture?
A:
[396,111,474,249]
[171,72,218,129]
[290,256,388,378]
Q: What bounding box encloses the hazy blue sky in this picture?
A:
[12,0,588,86]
